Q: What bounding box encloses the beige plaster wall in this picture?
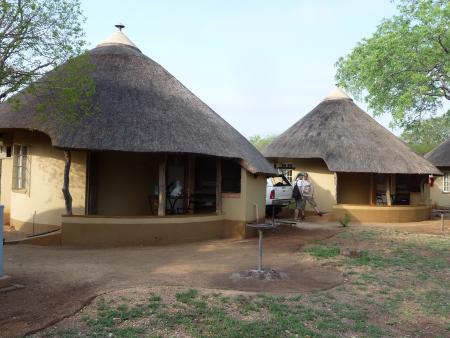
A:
[333,204,430,223]
[430,167,450,208]
[221,168,266,222]
[337,172,371,205]
[9,131,86,234]
[244,172,266,222]
[95,152,158,215]
[271,158,336,212]
[61,214,251,246]
[1,158,12,224]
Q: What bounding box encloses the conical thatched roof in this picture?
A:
[0,27,275,175]
[264,89,440,174]
[425,138,450,167]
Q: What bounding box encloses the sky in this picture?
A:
[81,0,401,138]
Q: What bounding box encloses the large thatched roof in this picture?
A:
[425,138,450,167]
[264,88,440,174]
[0,27,275,175]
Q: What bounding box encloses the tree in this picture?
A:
[400,112,450,154]
[335,0,449,129]
[0,0,86,101]
[249,134,278,151]
[1,0,94,215]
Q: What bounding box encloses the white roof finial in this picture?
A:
[96,23,140,51]
[323,87,352,101]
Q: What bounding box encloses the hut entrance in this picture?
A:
[85,152,241,217]
[336,172,426,206]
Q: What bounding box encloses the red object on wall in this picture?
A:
[428,175,435,187]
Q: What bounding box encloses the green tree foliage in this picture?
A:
[0,0,87,101]
[400,112,450,154]
[249,134,277,151]
[0,0,95,214]
[336,0,450,129]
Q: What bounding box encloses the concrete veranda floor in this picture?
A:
[0,224,343,338]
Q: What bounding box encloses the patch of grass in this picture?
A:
[304,245,341,258]
[421,290,450,316]
[175,288,198,304]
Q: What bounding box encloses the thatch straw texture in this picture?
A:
[425,138,450,167]
[0,44,275,175]
[264,96,440,174]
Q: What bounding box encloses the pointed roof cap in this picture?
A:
[324,87,352,101]
[97,23,140,52]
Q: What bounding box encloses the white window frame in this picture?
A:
[12,144,29,191]
[443,172,450,193]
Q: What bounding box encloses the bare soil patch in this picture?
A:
[1,225,341,338]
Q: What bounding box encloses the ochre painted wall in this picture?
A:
[430,167,450,208]
[269,158,337,212]
[337,172,371,205]
[9,131,86,234]
[61,214,250,246]
[333,204,430,223]
[95,152,158,215]
[222,168,266,222]
[1,158,12,224]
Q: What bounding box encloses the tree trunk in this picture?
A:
[62,150,73,215]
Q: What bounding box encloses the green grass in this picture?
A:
[304,245,341,258]
[38,228,450,338]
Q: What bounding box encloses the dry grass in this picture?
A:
[35,227,450,338]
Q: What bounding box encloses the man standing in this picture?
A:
[293,172,304,221]
[298,172,323,218]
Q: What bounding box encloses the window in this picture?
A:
[12,144,28,190]
[279,169,293,183]
[222,160,241,193]
[275,163,294,183]
[0,145,11,158]
[444,172,450,193]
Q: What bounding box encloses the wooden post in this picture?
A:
[158,156,166,216]
[62,150,73,215]
[216,159,222,214]
[187,156,195,213]
[386,175,392,206]
[369,173,374,205]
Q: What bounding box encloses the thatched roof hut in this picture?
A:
[425,138,450,167]
[0,27,275,176]
[264,88,440,174]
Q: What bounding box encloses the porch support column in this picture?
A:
[158,156,166,216]
[386,175,392,206]
[187,156,195,213]
[369,173,374,205]
[216,159,222,214]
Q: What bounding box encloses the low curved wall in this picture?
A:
[333,204,431,223]
[61,214,251,246]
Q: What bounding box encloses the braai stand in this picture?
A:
[246,223,274,272]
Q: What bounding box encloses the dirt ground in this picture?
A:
[1,224,343,338]
[1,218,448,338]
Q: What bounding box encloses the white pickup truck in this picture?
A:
[266,175,293,215]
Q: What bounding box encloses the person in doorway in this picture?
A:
[298,172,322,218]
[293,172,304,221]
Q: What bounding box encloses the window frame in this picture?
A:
[12,144,29,192]
[443,172,450,193]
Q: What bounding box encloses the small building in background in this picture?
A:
[264,88,440,222]
[0,25,275,246]
[425,139,450,208]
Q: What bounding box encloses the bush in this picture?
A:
[339,212,351,227]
